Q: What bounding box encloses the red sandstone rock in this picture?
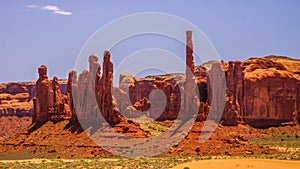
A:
[207,62,226,121]
[33,66,69,123]
[222,96,239,126]
[222,61,244,125]
[33,65,51,123]
[186,31,194,73]
[133,97,150,112]
[65,70,78,123]
[6,83,28,94]
[218,57,300,127]
[206,57,300,128]
[196,102,209,121]
[96,51,122,124]
[183,31,198,121]
[297,81,300,124]
[127,75,182,121]
[242,59,300,127]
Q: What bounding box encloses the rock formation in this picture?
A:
[2,31,300,129]
[72,54,101,125]
[126,76,182,120]
[242,57,300,127]
[298,81,300,124]
[204,62,226,124]
[222,61,244,125]
[96,51,122,124]
[186,31,195,73]
[0,80,67,118]
[216,57,300,127]
[68,52,122,126]
[183,30,199,121]
[33,65,50,123]
[0,82,34,117]
[33,65,69,124]
[65,70,77,123]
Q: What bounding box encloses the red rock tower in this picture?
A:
[33,66,68,124]
[97,51,121,124]
[184,31,198,120]
[186,30,194,73]
[33,65,51,123]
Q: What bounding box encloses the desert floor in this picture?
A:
[172,159,300,169]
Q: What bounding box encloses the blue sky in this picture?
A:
[0,0,300,83]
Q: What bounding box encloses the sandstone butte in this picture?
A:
[0,31,299,131]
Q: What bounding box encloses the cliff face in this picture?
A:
[0,82,34,117]
[222,61,244,126]
[241,58,300,127]
[221,57,300,128]
[123,75,183,121]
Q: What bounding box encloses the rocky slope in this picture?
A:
[2,119,293,159]
[0,116,31,140]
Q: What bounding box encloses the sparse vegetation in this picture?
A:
[248,131,300,161]
[0,156,198,169]
[249,135,300,149]
[138,120,172,136]
[0,153,300,169]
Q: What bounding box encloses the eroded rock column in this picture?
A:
[33,65,51,123]
[183,31,198,120]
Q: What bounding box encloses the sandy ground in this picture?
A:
[172,159,300,169]
[0,158,118,164]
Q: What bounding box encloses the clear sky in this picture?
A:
[1,0,300,83]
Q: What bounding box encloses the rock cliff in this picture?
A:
[242,57,300,127]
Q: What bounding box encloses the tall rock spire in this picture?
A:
[33,65,51,123]
[186,30,194,74]
[183,31,198,120]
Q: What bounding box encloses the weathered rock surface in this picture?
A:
[222,61,244,126]
[126,76,182,121]
[241,57,300,127]
[210,56,300,127]
[0,82,34,117]
[33,65,70,124]
[96,51,122,124]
